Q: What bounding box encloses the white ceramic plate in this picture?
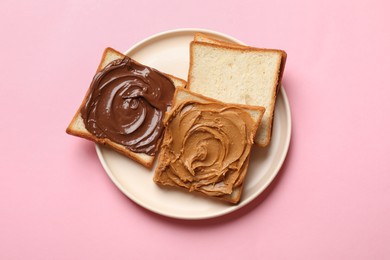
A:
[96,28,291,220]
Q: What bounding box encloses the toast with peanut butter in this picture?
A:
[153,88,265,204]
[66,48,186,168]
[189,33,286,147]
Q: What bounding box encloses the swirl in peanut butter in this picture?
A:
[156,100,256,198]
[81,57,175,155]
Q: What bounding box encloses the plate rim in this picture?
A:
[123,27,246,55]
[95,28,292,220]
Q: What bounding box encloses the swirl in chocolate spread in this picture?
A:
[81,57,175,155]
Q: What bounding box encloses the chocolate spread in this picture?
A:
[155,100,257,197]
[81,57,175,155]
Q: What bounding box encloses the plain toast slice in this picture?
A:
[189,34,286,147]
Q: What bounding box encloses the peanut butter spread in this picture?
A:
[155,100,256,197]
[81,57,175,155]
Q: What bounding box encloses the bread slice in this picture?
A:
[194,32,287,93]
[189,34,287,147]
[153,88,265,204]
[66,48,186,168]
[194,32,248,49]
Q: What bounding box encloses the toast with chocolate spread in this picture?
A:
[153,88,265,204]
[188,33,286,147]
[66,48,186,168]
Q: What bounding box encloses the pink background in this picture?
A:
[1,0,390,259]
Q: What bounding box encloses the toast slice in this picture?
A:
[189,33,286,147]
[194,32,248,49]
[153,88,265,204]
[194,32,287,93]
[66,48,186,168]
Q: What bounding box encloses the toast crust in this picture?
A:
[170,87,266,115]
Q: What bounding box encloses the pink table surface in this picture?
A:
[1,0,389,259]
